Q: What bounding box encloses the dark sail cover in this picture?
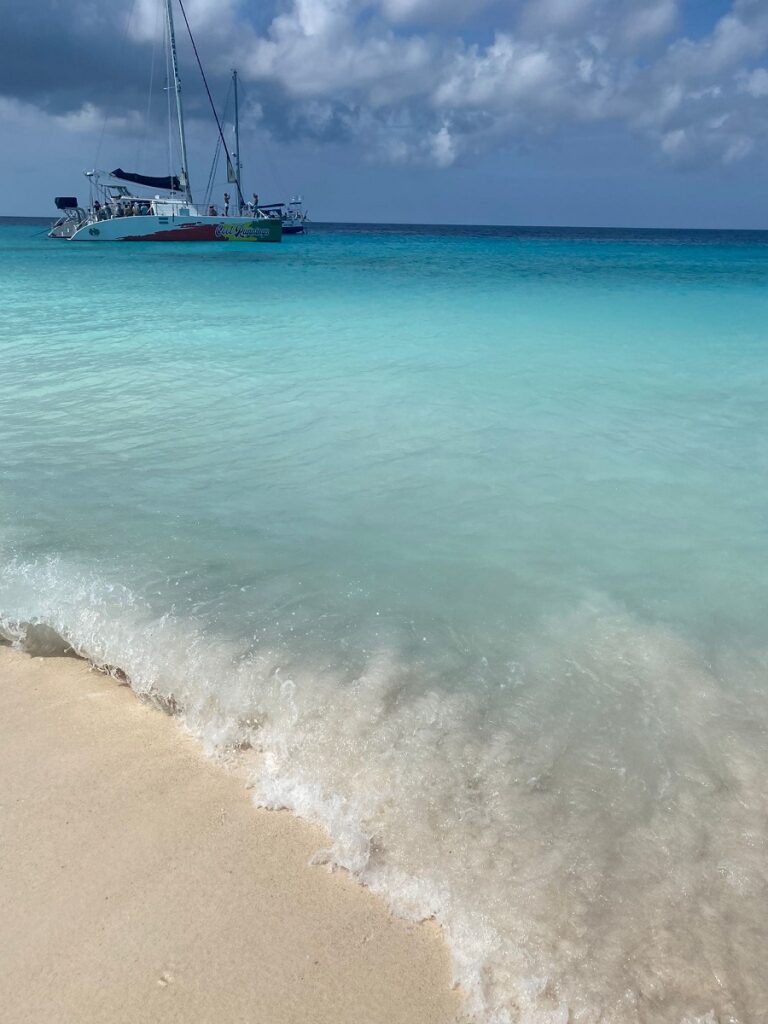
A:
[110,168,181,191]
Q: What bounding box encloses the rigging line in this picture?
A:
[166,11,174,188]
[136,2,161,169]
[238,80,285,202]
[252,123,285,204]
[224,77,280,200]
[204,135,223,210]
[204,81,232,209]
[208,83,232,205]
[176,0,245,211]
[94,0,138,170]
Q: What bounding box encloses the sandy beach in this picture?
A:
[0,646,461,1024]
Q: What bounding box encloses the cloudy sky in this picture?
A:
[1,0,767,226]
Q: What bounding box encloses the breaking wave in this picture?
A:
[2,554,767,1024]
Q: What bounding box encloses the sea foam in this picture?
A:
[2,555,766,1024]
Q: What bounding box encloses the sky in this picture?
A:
[1,0,767,227]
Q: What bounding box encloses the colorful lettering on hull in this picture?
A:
[122,220,282,242]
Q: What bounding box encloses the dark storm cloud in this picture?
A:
[0,0,242,126]
[0,3,148,114]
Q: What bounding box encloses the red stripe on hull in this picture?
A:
[121,221,281,242]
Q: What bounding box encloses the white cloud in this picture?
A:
[622,0,678,45]
[0,97,140,136]
[738,66,768,97]
[520,0,596,35]
[723,134,754,162]
[433,36,564,112]
[661,1,768,80]
[660,127,688,160]
[240,0,438,105]
[4,0,768,172]
[379,0,495,26]
[620,1,768,167]
[57,103,142,134]
[130,0,241,42]
[227,0,767,168]
[429,124,458,166]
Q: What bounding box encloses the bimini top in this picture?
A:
[110,168,182,192]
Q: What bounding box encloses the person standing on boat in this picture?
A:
[224,192,230,216]
[251,193,259,214]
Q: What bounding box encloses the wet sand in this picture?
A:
[0,647,461,1024]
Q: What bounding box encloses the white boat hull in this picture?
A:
[58,213,282,243]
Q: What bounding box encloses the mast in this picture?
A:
[175,0,245,213]
[233,69,243,214]
[164,0,193,203]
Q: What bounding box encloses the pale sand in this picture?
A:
[0,647,462,1024]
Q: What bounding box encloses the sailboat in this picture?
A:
[213,70,308,236]
[49,0,281,243]
[267,197,309,235]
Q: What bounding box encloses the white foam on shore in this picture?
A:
[2,555,767,1024]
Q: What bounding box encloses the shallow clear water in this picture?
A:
[2,220,767,1023]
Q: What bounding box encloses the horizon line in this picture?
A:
[3,214,768,233]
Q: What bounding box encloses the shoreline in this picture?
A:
[0,646,462,1024]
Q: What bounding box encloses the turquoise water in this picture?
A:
[2,221,767,1023]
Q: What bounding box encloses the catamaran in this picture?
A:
[49,0,281,243]
[255,198,308,235]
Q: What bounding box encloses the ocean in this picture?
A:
[1,219,767,1023]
